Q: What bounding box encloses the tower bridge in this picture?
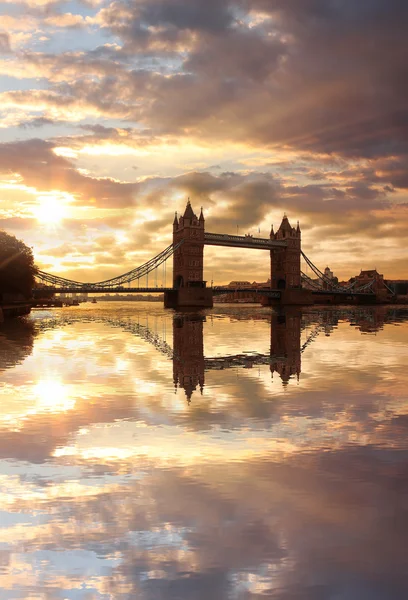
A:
[35,200,390,308]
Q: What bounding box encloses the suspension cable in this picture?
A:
[35,241,183,289]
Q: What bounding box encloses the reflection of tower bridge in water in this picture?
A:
[37,310,306,401]
[31,307,398,402]
[172,311,303,402]
[35,201,394,307]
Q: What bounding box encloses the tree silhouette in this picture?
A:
[0,231,36,298]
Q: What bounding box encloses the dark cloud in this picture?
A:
[166,170,392,233]
[139,0,234,32]
[7,0,407,161]
[363,156,408,190]
[99,0,235,53]
[95,0,408,157]
[18,116,58,128]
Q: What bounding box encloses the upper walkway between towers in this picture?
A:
[204,232,287,250]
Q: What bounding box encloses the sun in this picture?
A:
[33,195,68,225]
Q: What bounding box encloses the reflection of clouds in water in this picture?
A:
[0,306,408,597]
[1,450,407,598]
[0,309,408,464]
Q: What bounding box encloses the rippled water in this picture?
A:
[1,302,408,599]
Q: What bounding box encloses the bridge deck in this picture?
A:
[35,286,374,297]
[204,232,287,250]
[35,287,174,294]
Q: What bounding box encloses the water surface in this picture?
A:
[1,302,408,599]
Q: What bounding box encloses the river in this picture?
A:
[0,302,407,599]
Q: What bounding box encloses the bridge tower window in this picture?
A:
[175,275,184,288]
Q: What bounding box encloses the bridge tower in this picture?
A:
[270,215,301,290]
[173,200,205,288]
[164,200,213,308]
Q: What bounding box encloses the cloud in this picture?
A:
[18,116,59,128]
[0,32,11,53]
[2,134,408,280]
[79,0,405,157]
[0,0,407,279]
[0,138,139,209]
[2,0,406,161]
[44,13,87,28]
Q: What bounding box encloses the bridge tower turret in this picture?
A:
[164,200,213,308]
[270,215,301,290]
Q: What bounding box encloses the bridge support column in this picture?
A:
[166,200,213,309]
[164,287,213,309]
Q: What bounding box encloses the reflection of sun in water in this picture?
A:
[32,195,68,226]
[34,379,76,412]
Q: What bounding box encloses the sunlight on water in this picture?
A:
[0,303,408,598]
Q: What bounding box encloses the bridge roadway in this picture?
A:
[35,286,283,297]
[35,285,374,299]
[37,286,175,294]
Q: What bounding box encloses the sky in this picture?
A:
[0,0,407,284]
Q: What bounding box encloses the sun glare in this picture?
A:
[33,379,76,413]
[33,195,68,225]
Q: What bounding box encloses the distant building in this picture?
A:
[227,281,251,288]
[384,280,408,296]
[324,266,334,280]
[351,269,385,293]
[302,266,337,290]
[217,279,272,302]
